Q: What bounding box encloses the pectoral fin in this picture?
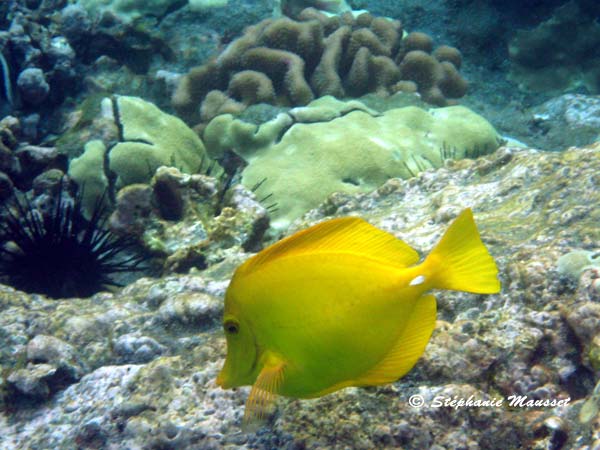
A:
[243,355,286,429]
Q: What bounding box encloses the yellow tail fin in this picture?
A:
[425,209,500,294]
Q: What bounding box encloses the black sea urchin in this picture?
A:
[0,185,145,299]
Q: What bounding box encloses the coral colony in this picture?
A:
[173,11,467,125]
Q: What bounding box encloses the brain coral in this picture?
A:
[172,8,468,125]
[203,96,501,229]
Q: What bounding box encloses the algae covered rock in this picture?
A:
[4,141,600,449]
[205,97,501,229]
[529,94,600,151]
[105,165,270,274]
[5,334,88,402]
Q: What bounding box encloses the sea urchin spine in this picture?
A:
[0,183,145,299]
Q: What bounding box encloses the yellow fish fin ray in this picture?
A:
[354,294,437,385]
[239,217,419,275]
[425,208,501,294]
[243,356,286,429]
[307,379,356,398]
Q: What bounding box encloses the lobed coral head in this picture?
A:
[173,8,468,124]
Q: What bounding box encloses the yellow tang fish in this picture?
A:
[216,208,500,424]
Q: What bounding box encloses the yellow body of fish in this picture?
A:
[217,208,500,423]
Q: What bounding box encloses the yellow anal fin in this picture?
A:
[238,217,419,276]
[355,294,437,386]
[243,357,286,430]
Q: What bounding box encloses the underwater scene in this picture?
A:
[0,0,600,448]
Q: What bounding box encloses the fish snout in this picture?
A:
[216,371,230,389]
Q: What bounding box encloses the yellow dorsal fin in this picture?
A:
[355,294,437,385]
[239,217,419,275]
[424,208,501,294]
[243,354,285,429]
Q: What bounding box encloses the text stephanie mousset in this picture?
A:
[426,395,571,411]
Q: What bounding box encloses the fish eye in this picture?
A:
[224,319,239,335]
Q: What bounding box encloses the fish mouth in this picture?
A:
[216,331,260,389]
[217,374,229,389]
[216,369,236,389]
[216,372,228,388]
